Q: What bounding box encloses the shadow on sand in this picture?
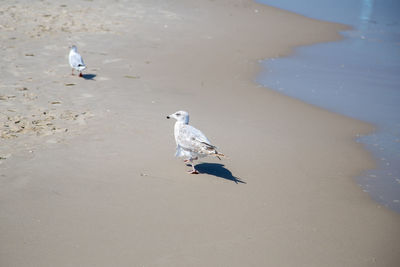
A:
[195,163,246,184]
[82,74,97,80]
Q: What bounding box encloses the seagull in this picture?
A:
[69,45,86,77]
[167,110,225,174]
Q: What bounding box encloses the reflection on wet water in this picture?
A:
[360,0,374,22]
[256,0,400,212]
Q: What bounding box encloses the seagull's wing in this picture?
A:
[177,125,217,155]
[70,52,85,68]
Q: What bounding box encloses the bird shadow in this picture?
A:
[81,74,97,80]
[194,163,246,184]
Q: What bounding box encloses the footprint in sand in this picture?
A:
[102,58,122,64]
[81,93,94,98]
[44,45,59,51]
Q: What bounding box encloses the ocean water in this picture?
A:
[256,0,400,212]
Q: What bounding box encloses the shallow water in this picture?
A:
[256,0,400,212]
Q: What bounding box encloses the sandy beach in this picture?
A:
[1,0,399,266]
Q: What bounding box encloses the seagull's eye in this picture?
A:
[176,113,181,116]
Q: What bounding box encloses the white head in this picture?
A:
[70,45,78,52]
[166,110,189,124]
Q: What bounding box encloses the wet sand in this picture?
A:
[257,0,400,213]
[1,0,399,266]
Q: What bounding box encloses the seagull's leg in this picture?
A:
[184,158,196,163]
[187,158,199,174]
[79,72,83,77]
[184,157,196,163]
[71,68,74,76]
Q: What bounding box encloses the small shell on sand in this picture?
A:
[124,75,140,79]
[0,95,16,100]
[0,154,11,160]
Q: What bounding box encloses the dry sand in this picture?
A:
[1,0,399,266]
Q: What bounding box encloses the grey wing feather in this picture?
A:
[177,125,217,155]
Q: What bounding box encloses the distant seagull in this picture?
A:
[69,45,86,77]
[167,110,225,174]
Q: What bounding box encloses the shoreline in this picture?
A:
[256,0,400,213]
[1,0,399,266]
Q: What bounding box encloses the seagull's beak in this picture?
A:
[166,115,170,119]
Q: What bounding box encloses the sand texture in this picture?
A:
[1,0,399,266]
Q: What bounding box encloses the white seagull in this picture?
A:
[167,110,225,174]
[69,45,86,77]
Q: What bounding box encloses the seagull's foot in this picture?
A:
[188,170,199,174]
[79,73,83,77]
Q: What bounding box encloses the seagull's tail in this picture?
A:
[201,141,228,160]
[214,152,227,160]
